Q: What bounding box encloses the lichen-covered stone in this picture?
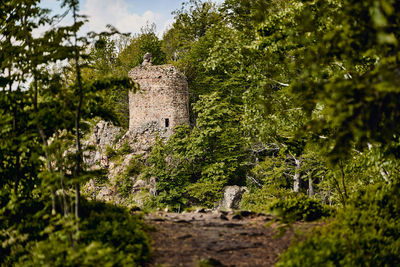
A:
[83,120,122,169]
[218,186,249,210]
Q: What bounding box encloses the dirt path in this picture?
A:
[145,210,318,267]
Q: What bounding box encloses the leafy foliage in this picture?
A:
[240,186,295,214]
[254,0,400,160]
[118,23,167,71]
[0,1,149,266]
[162,0,222,62]
[269,194,333,222]
[1,197,150,267]
[115,155,145,198]
[277,182,400,266]
[3,0,400,264]
[146,93,249,209]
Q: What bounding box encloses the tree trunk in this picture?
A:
[293,158,301,192]
[308,177,314,197]
[72,4,83,223]
[339,160,348,200]
[75,184,80,220]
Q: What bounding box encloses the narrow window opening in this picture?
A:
[165,118,170,128]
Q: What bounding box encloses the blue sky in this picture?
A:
[40,0,224,36]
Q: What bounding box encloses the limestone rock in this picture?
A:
[116,123,160,155]
[149,177,156,186]
[97,187,113,202]
[218,186,248,210]
[142,52,152,66]
[83,120,122,168]
[131,179,147,193]
[88,120,122,150]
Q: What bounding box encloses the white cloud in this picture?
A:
[82,0,163,35]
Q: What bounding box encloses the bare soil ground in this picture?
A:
[145,210,320,267]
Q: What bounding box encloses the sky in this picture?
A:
[40,0,224,37]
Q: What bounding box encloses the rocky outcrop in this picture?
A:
[218,186,248,210]
[116,121,163,155]
[90,121,122,150]
[83,120,158,206]
[83,120,122,169]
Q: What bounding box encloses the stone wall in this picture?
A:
[128,64,189,139]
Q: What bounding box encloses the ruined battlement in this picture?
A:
[128,53,190,139]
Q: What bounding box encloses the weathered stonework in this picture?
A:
[83,55,190,206]
[128,59,190,139]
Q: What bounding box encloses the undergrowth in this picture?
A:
[1,195,151,267]
[277,182,400,266]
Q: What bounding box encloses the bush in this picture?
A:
[115,155,145,197]
[186,179,226,208]
[79,199,151,262]
[0,192,49,266]
[105,141,132,161]
[125,155,144,177]
[2,196,151,267]
[118,141,132,155]
[277,182,400,267]
[240,186,296,213]
[105,145,117,159]
[18,235,129,267]
[269,194,332,222]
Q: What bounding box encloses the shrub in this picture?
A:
[105,145,117,159]
[269,194,332,222]
[125,155,144,177]
[2,196,151,267]
[79,199,151,265]
[0,192,49,266]
[115,155,145,197]
[186,179,226,208]
[240,186,296,213]
[105,141,132,161]
[277,182,400,267]
[118,141,132,155]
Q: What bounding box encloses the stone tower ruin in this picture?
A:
[128,53,190,139]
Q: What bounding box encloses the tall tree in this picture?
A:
[162,0,221,62]
[254,0,400,160]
